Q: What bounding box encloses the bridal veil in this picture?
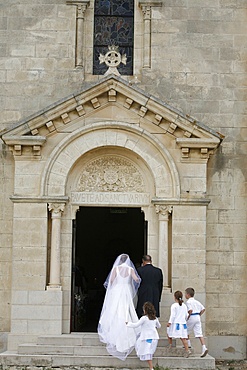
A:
[97,254,141,360]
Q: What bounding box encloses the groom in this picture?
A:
[136,255,163,318]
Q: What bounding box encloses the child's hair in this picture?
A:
[174,290,183,306]
[143,301,156,320]
[185,287,195,297]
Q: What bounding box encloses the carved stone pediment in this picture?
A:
[1,75,223,160]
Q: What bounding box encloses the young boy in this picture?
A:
[185,287,208,358]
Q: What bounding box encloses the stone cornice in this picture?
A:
[3,135,46,157]
[3,135,46,146]
[152,197,211,206]
[139,0,162,7]
[176,138,220,149]
[176,137,220,161]
[66,0,89,6]
[1,76,224,159]
[1,76,223,139]
[10,195,69,203]
[10,195,210,206]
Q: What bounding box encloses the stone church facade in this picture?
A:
[0,0,246,360]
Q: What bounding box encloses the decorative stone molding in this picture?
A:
[46,121,56,132]
[176,138,221,162]
[1,77,223,160]
[152,197,211,206]
[139,0,162,68]
[124,98,134,109]
[76,105,86,116]
[108,89,117,102]
[66,0,90,69]
[61,113,71,124]
[155,204,173,219]
[10,196,69,203]
[77,156,145,193]
[2,136,46,157]
[41,121,179,198]
[48,203,66,215]
[91,97,100,109]
[138,106,148,117]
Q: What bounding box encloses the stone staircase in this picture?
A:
[0,333,215,369]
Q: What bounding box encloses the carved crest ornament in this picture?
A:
[99,45,127,76]
[77,156,145,193]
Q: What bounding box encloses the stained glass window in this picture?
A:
[93,0,134,75]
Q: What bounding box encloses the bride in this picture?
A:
[97,254,141,360]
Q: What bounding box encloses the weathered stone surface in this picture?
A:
[0,0,246,362]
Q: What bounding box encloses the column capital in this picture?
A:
[48,203,65,217]
[155,205,173,220]
[77,3,88,18]
[140,4,151,19]
[139,0,162,17]
[66,0,89,16]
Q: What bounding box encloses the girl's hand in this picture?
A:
[167,323,171,327]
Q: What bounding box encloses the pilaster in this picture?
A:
[139,0,162,68]
[66,0,90,68]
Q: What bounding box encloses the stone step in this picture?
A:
[0,352,215,369]
[37,334,171,347]
[37,334,92,346]
[0,333,214,370]
[18,343,190,357]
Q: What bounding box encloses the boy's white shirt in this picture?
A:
[186,297,205,314]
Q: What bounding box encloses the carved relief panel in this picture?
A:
[77,155,145,193]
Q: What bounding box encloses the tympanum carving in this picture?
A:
[77,156,145,192]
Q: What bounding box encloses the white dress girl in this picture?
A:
[167,301,188,339]
[127,314,161,361]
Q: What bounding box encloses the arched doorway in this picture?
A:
[71,206,147,332]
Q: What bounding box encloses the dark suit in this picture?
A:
[136,263,163,318]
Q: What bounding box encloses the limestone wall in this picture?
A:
[0,148,13,336]
[148,1,247,355]
[0,0,246,359]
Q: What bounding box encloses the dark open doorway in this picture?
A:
[71,206,147,332]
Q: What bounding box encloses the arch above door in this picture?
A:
[41,122,180,200]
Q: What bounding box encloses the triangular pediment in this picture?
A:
[1,75,223,159]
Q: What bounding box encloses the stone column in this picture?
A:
[66,0,89,68]
[141,4,151,68]
[155,205,172,288]
[47,203,65,290]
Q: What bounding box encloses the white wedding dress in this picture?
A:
[98,256,141,360]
